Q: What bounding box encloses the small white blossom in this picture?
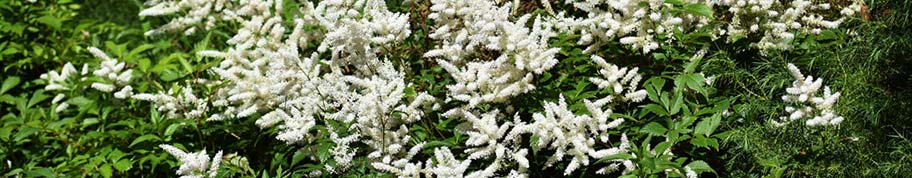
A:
[776,63,844,126]
[158,144,223,178]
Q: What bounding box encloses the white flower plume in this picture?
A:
[159,144,223,178]
[775,63,844,126]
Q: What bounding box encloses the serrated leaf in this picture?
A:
[690,135,719,149]
[641,122,668,136]
[694,114,721,136]
[670,90,684,115]
[99,164,113,178]
[654,141,673,155]
[113,159,132,172]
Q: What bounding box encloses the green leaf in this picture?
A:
[654,141,673,155]
[641,104,668,117]
[81,118,100,128]
[13,127,39,142]
[690,135,719,149]
[404,86,416,97]
[818,30,838,41]
[683,3,713,18]
[694,114,721,136]
[27,90,50,108]
[130,134,162,147]
[164,123,181,138]
[68,96,95,107]
[291,149,307,166]
[664,0,684,6]
[641,122,668,136]
[1,76,20,95]
[645,77,666,102]
[0,127,12,141]
[24,167,54,177]
[99,164,113,178]
[669,90,684,115]
[678,116,698,130]
[686,160,714,173]
[596,153,635,164]
[113,159,132,172]
[36,15,63,29]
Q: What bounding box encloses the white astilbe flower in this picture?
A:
[327,126,359,173]
[131,85,211,119]
[88,47,133,86]
[426,0,559,109]
[40,63,86,91]
[142,1,437,175]
[373,110,532,178]
[158,144,223,178]
[427,147,472,177]
[774,63,843,126]
[306,0,412,74]
[369,142,428,177]
[588,55,648,103]
[519,95,633,175]
[139,0,253,36]
[553,0,713,53]
[40,47,135,112]
[552,0,863,53]
[715,0,864,51]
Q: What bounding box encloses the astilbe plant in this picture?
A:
[551,0,713,54]
[714,0,864,50]
[774,63,843,127]
[134,0,438,175]
[426,0,560,111]
[158,144,224,178]
[31,0,868,177]
[40,47,134,113]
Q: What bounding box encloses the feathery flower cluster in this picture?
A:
[374,110,530,178]
[159,144,223,178]
[326,127,359,173]
[40,47,135,113]
[426,0,560,109]
[87,47,134,94]
[139,0,243,36]
[775,63,843,126]
[380,56,648,177]
[131,85,211,119]
[714,0,863,50]
[589,55,648,102]
[507,57,646,175]
[40,62,87,113]
[520,95,635,175]
[307,0,412,73]
[138,0,437,175]
[553,0,713,53]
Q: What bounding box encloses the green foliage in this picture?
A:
[1,0,911,177]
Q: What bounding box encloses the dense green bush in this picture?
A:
[1,0,910,177]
